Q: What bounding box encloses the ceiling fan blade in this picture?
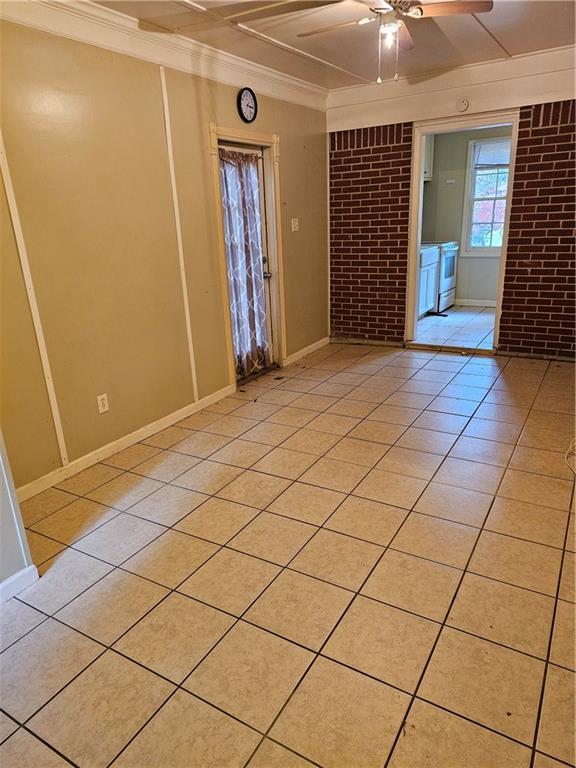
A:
[216,0,342,22]
[398,21,414,50]
[297,16,375,37]
[410,0,493,17]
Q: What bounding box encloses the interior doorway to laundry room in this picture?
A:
[405,111,519,353]
[217,139,283,383]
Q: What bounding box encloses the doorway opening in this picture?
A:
[211,125,286,386]
[405,111,519,353]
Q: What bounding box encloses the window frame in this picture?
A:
[460,137,513,258]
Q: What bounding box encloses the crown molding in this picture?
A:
[327,45,576,130]
[0,0,329,111]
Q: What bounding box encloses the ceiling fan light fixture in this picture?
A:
[407,5,424,17]
[357,16,374,25]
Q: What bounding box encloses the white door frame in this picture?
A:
[209,123,287,384]
[405,108,520,349]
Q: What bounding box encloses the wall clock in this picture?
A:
[237,88,258,123]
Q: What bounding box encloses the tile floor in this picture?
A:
[414,305,495,350]
[1,343,575,768]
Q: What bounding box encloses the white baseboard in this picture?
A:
[455,299,497,307]
[0,565,39,604]
[283,337,330,366]
[16,383,236,502]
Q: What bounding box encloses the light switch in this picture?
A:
[291,217,299,232]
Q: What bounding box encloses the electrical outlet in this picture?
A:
[291,217,299,232]
[97,393,109,414]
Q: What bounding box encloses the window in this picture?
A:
[464,138,512,252]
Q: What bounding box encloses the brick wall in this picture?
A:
[498,100,575,358]
[329,123,413,342]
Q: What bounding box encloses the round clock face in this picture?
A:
[237,88,257,123]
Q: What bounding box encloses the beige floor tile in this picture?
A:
[324,596,439,691]
[518,424,575,453]
[252,447,316,480]
[559,551,574,602]
[550,600,575,670]
[325,437,388,467]
[55,464,123,495]
[248,739,315,767]
[498,469,574,511]
[103,444,161,470]
[172,460,244,495]
[205,396,245,414]
[474,402,529,424]
[433,457,504,494]
[401,379,446,396]
[209,438,272,468]
[395,426,458,455]
[0,712,18,745]
[415,482,493,527]
[20,488,77,527]
[177,411,223,430]
[0,619,102,721]
[28,651,173,768]
[510,446,573,480]
[537,664,575,764]
[267,482,345,525]
[123,529,218,588]
[327,399,377,418]
[485,497,568,548]
[86,472,163,511]
[348,420,405,444]
[26,530,66,566]
[469,531,562,596]
[281,428,340,456]
[114,593,233,682]
[185,622,313,730]
[175,497,258,544]
[290,529,383,590]
[141,425,192,449]
[324,495,407,546]
[567,515,575,553]
[305,413,362,436]
[420,627,544,743]
[384,391,435,410]
[361,549,461,621]
[31,498,120,545]
[204,415,260,438]
[270,657,409,768]
[127,485,207,526]
[290,393,339,412]
[447,572,554,657]
[533,754,568,768]
[391,512,478,569]
[0,730,70,767]
[346,385,395,404]
[218,470,291,508]
[366,404,421,426]
[354,469,427,510]
[299,457,368,493]
[56,570,168,645]
[233,401,282,421]
[131,450,200,482]
[463,417,524,444]
[171,431,232,458]
[113,689,260,768]
[388,699,531,768]
[0,598,45,653]
[266,406,317,427]
[245,569,352,650]
[441,383,489,401]
[179,548,280,615]
[18,548,113,614]
[449,435,514,467]
[229,512,316,565]
[241,422,299,446]
[412,411,469,435]
[376,447,443,481]
[73,512,164,565]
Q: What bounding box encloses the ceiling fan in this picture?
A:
[296,0,494,82]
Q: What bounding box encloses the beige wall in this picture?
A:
[0,21,328,487]
[422,125,512,304]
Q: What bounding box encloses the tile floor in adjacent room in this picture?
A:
[414,305,496,350]
[1,343,575,768]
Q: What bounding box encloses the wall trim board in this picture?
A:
[283,336,330,366]
[0,0,328,112]
[327,46,576,131]
[159,66,198,402]
[16,383,236,502]
[454,299,497,308]
[330,337,404,349]
[0,565,39,604]
[0,129,69,467]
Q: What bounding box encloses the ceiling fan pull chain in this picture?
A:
[394,24,399,81]
[377,16,383,83]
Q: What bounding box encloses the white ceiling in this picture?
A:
[99,0,576,88]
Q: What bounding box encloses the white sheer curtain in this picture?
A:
[219,148,270,379]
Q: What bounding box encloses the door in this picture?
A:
[219,145,274,380]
